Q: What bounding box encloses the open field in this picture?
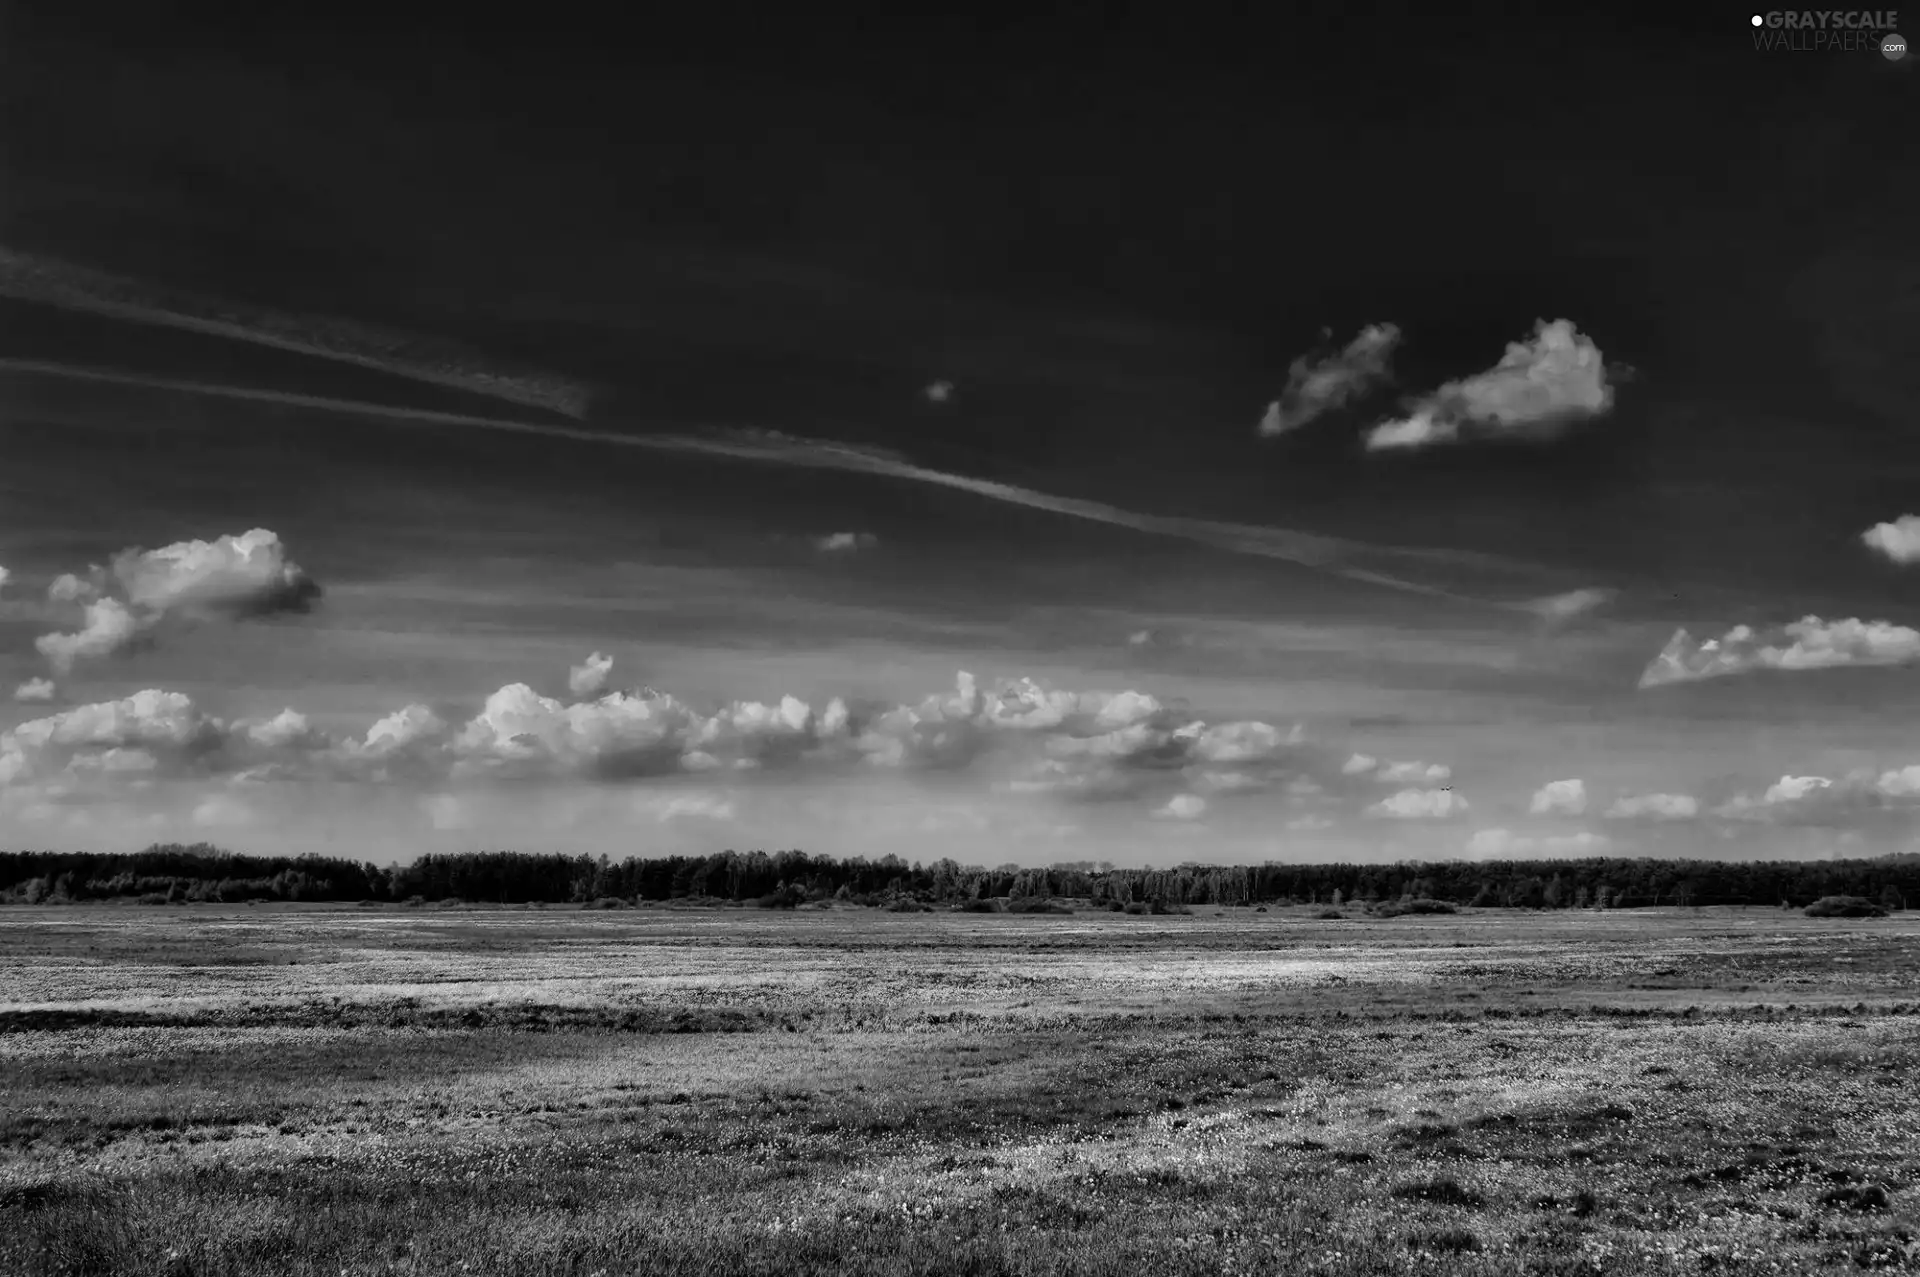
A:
[2,903,1918,1275]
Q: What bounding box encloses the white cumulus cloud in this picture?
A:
[568,651,614,698]
[1153,793,1208,821]
[13,678,56,704]
[815,532,879,553]
[1604,792,1699,821]
[1466,828,1612,858]
[1258,323,1401,437]
[1378,760,1451,785]
[1863,516,1920,564]
[1367,788,1469,820]
[1639,617,1920,688]
[36,598,143,675]
[1529,778,1588,816]
[33,528,320,673]
[1367,319,1614,451]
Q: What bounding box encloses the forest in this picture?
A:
[0,843,1914,910]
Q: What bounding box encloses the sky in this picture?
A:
[1,8,1917,866]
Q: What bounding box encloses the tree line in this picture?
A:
[0,844,1914,910]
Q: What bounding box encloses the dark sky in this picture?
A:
[1,6,1918,862]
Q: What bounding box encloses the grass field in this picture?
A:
[1,902,1917,1275]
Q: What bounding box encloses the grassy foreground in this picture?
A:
[1,903,1917,1275]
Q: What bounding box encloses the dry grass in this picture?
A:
[1,903,1917,1274]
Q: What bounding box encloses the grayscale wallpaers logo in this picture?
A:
[1750,10,1907,54]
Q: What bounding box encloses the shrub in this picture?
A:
[1312,908,1345,920]
[1148,900,1191,916]
[1006,898,1072,915]
[1406,1227,1480,1253]
[590,897,629,910]
[1805,896,1888,919]
[1123,902,1150,916]
[885,899,934,913]
[1389,1177,1484,1209]
[1373,899,1458,918]
[952,899,1001,913]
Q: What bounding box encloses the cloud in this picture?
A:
[1378,760,1451,785]
[36,598,144,675]
[568,652,614,698]
[0,565,8,595]
[2,359,1568,610]
[1153,793,1208,821]
[1639,616,1920,688]
[1863,515,1920,565]
[32,529,320,673]
[1127,629,1154,646]
[636,792,739,823]
[1529,778,1588,817]
[1604,792,1699,821]
[111,528,318,618]
[1342,753,1378,776]
[48,573,98,604]
[1367,319,1614,451]
[13,678,57,704]
[0,244,591,417]
[815,532,880,553]
[1257,323,1400,437]
[1367,788,1469,820]
[191,793,254,829]
[0,669,1410,832]
[1466,828,1612,858]
[422,794,471,832]
[1524,587,1616,625]
[0,689,229,787]
[924,380,954,403]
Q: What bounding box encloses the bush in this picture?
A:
[590,897,630,910]
[952,899,1001,913]
[1148,900,1191,916]
[1805,896,1888,918]
[1389,1177,1484,1209]
[1373,898,1458,918]
[1006,898,1072,915]
[1123,902,1150,916]
[885,899,934,913]
[1312,908,1345,920]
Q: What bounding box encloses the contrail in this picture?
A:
[0,246,592,418]
[0,357,1593,611]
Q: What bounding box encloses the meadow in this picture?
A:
[1,902,1916,1275]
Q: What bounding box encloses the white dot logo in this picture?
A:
[1885,33,1909,60]
[1751,13,1764,25]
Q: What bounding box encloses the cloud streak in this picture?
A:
[0,245,591,417]
[0,359,1597,612]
